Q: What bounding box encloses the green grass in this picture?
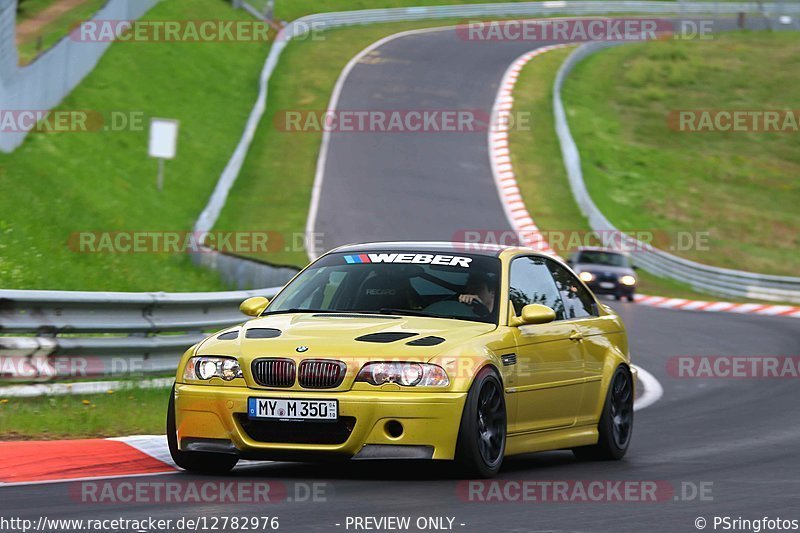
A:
[271,0,536,20]
[0,386,170,439]
[0,0,271,291]
[562,32,800,277]
[268,0,731,21]
[17,0,106,65]
[16,0,63,20]
[508,44,781,302]
[215,18,508,267]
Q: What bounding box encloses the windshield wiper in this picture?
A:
[377,308,436,318]
[261,308,341,316]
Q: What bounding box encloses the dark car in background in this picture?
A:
[568,247,638,302]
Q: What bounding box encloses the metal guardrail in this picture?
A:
[553,41,800,303]
[0,287,281,381]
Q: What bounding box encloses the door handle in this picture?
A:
[569,331,584,342]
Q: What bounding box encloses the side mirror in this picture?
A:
[510,304,556,327]
[240,296,269,317]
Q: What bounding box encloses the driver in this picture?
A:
[458,273,496,316]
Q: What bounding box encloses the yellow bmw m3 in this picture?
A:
[168,242,635,478]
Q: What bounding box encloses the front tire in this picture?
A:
[573,366,633,461]
[167,385,238,474]
[454,367,507,478]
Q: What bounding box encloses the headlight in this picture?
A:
[356,362,450,387]
[620,275,637,286]
[183,356,243,382]
[579,271,594,282]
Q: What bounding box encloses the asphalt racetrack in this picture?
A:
[4,16,799,533]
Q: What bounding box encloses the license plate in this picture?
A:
[599,282,615,289]
[248,398,338,421]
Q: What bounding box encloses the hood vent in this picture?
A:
[406,336,445,347]
[355,332,418,343]
[245,328,282,339]
[217,330,239,340]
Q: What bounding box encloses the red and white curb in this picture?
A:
[488,45,800,320]
[0,436,176,486]
[489,44,569,258]
[633,295,800,318]
[0,435,274,486]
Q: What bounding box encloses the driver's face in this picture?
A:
[479,284,496,312]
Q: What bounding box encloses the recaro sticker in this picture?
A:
[343,253,472,267]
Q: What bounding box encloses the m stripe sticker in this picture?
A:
[344,254,372,264]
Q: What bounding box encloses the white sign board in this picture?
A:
[148,118,179,159]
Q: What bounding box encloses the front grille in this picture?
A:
[252,358,296,387]
[237,414,356,445]
[298,359,347,389]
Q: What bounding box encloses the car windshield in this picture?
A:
[577,250,630,268]
[267,251,501,324]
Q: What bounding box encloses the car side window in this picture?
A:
[545,260,598,319]
[509,257,565,320]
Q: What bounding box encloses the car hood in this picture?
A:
[197,312,496,363]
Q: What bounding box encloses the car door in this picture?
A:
[508,256,584,434]
[544,259,612,426]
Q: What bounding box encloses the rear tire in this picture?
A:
[454,367,506,478]
[167,385,238,474]
[573,366,633,461]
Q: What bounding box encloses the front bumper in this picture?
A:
[174,384,468,461]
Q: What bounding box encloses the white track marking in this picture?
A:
[632,364,664,411]
[110,435,176,467]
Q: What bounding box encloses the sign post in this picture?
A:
[148,118,179,191]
